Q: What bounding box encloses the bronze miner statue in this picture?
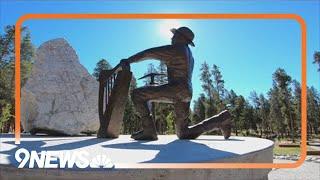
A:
[97,27,231,140]
[97,27,232,140]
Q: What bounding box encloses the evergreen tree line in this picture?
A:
[192,62,320,142]
[0,25,35,132]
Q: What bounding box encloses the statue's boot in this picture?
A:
[185,110,232,140]
[203,110,232,139]
[131,130,158,140]
[220,121,232,139]
[131,115,158,141]
[97,128,105,138]
[176,110,231,139]
[97,122,108,138]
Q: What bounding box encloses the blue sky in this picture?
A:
[1,0,319,107]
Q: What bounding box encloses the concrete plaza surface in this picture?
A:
[269,158,320,180]
[0,133,274,179]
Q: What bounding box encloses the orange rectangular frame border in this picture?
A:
[15,13,307,169]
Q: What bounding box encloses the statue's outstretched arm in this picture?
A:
[127,45,175,64]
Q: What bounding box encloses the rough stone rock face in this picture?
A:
[21,38,99,135]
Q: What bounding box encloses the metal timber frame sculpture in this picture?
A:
[97,63,132,138]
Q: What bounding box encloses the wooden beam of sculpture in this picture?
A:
[98,66,132,138]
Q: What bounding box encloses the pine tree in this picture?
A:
[307,87,320,135]
[122,76,142,134]
[258,94,270,136]
[268,86,284,138]
[225,89,237,106]
[0,25,35,132]
[0,25,19,63]
[233,95,246,136]
[92,59,112,80]
[211,64,226,113]
[292,80,301,137]
[200,62,213,99]
[0,104,12,132]
[212,64,225,99]
[270,68,295,141]
[192,93,207,124]
[249,91,262,136]
[21,29,35,62]
[240,101,255,136]
[200,62,217,117]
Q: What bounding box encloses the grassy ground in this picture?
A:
[273,145,301,155]
[273,142,318,156]
[228,132,319,156]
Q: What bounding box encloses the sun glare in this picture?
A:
[159,20,181,38]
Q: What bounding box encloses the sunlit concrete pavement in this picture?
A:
[269,158,320,180]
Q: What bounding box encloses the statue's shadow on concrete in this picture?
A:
[103,138,243,163]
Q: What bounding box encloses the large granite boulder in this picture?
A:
[21,38,99,135]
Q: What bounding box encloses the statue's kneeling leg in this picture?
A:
[220,122,232,140]
[174,101,203,139]
[199,110,232,139]
[175,106,232,140]
[131,89,158,140]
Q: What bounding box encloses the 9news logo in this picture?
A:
[15,148,114,169]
